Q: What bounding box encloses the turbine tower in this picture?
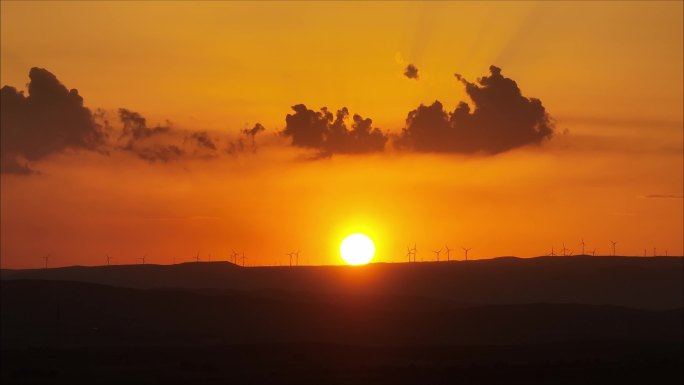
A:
[294,250,299,266]
[42,254,50,269]
[286,252,294,267]
[138,255,146,264]
[548,247,556,257]
[105,254,113,266]
[406,245,412,263]
[462,247,471,261]
[241,252,247,267]
[562,243,569,257]
[445,245,452,262]
[412,243,418,262]
[194,252,200,263]
[432,248,441,262]
[580,238,586,255]
[610,240,617,256]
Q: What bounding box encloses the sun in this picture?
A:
[340,233,375,265]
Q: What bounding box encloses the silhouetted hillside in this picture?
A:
[2,279,681,349]
[2,279,682,384]
[2,256,682,310]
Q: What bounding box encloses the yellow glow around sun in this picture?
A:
[340,233,375,265]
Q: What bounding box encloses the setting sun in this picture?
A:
[340,233,375,265]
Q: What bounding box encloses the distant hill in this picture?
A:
[2,279,681,349]
[2,256,682,310]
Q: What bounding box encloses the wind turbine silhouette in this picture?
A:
[591,249,597,256]
[445,245,452,261]
[138,255,146,264]
[580,238,586,255]
[286,252,294,267]
[194,252,200,263]
[41,254,50,269]
[653,247,657,257]
[294,250,299,266]
[462,247,471,261]
[561,243,570,257]
[432,248,441,262]
[548,247,556,256]
[411,243,418,262]
[406,245,412,263]
[231,249,239,264]
[105,254,113,266]
[241,252,247,266]
[610,240,617,256]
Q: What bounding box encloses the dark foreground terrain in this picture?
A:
[1,257,682,384]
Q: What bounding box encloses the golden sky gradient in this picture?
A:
[1,1,682,268]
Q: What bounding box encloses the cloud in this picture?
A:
[281,104,388,155]
[242,123,265,138]
[185,131,217,151]
[396,65,554,154]
[404,64,419,80]
[116,108,187,162]
[1,67,106,174]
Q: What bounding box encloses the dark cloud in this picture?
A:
[404,64,419,80]
[185,131,217,151]
[282,104,388,155]
[1,67,106,174]
[118,108,170,141]
[241,123,266,152]
[396,65,554,154]
[135,145,184,163]
[242,123,265,138]
[116,108,184,162]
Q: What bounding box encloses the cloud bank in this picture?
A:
[396,65,554,154]
[1,67,107,173]
[281,104,388,156]
[1,65,556,173]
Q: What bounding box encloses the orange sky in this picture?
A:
[1,1,682,268]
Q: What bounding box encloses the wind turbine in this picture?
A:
[294,250,299,266]
[580,238,586,255]
[445,245,452,262]
[432,248,441,262]
[412,243,417,262]
[406,245,412,263]
[241,252,247,267]
[548,247,556,256]
[591,249,596,256]
[286,252,294,267]
[462,247,471,261]
[105,254,113,266]
[653,247,657,257]
[610,240,617,256]
[231,249,239,264]
[138,255,146,264]
[194,252,200,263]
[42,254,50,269]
